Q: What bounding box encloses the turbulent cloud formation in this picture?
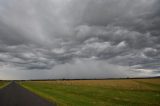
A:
[0,0,160,80]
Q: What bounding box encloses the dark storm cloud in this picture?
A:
[0,0,160,79]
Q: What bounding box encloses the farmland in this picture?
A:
[20,78,160,106]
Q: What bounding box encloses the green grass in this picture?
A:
[0,81,10,89]
[19,79,160,106]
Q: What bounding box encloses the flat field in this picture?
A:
[20,78,160,106]
[0,81,10,88]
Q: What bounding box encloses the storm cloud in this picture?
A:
[0,0,160,80]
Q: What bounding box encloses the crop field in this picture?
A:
[20,78,160,106]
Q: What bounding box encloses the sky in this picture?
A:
[0,0,160,80]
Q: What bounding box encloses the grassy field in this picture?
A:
[20,78,160,106]
[0,81,10,89]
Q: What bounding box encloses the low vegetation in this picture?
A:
[20,78,160,106]
[0,81,10,89]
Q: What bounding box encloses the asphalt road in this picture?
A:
[0,81,55,106]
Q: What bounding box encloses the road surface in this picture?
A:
[0,81,55,106]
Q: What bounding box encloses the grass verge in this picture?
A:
[0,81,10,89]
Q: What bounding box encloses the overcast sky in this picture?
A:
[0,0,160,80]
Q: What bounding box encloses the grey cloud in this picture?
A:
[0,0,159,79]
